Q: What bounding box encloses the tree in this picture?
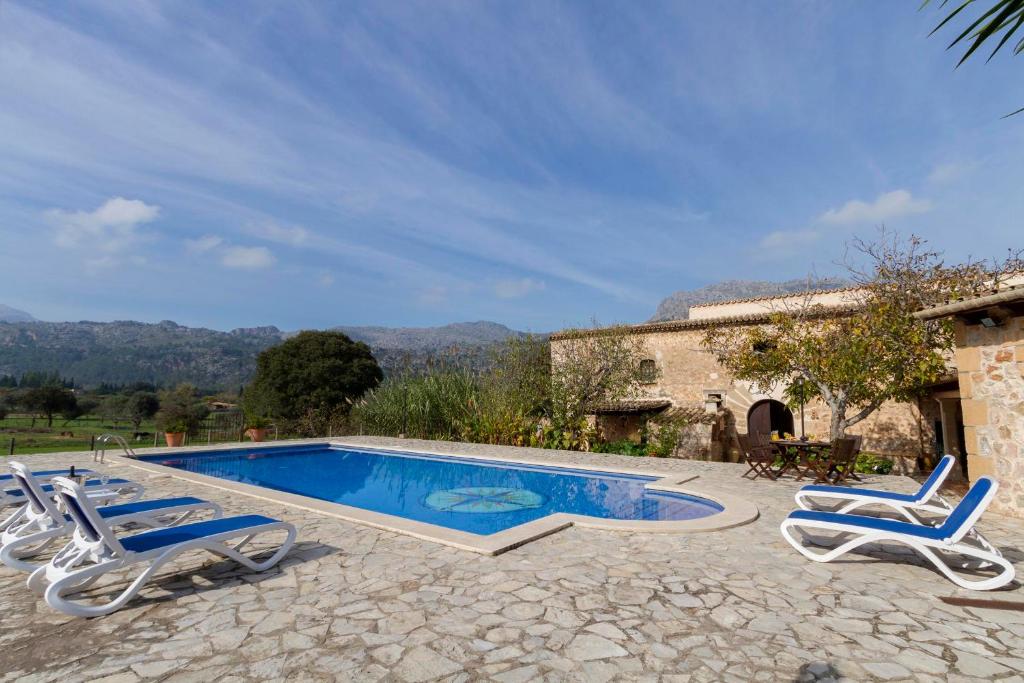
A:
[99,394,129,427]
[22,386,77,427]
[925,0,1024,115]
[154,384,209,434]
[703,232,1021,440]
[243,331,382,421]
[126,392,160,431]
[550,324,654,442]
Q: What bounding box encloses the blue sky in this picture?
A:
[1,1,1021,332]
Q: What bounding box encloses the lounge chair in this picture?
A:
[781,476,1014,590]
[29,477,297,617]
[1,472,144,532]
[0,467,94,486]
[1,462,222,572]
[794,454,956,521]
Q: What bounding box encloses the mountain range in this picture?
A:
[0,319,526,389]
[0,305,35,323]
[0,278,841,389]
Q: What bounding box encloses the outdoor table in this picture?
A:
[771,439,831,481]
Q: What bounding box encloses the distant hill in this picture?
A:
[649,278,848,322]
[337,321,524,351]
[0,319,527,389]
[0,304,36,323]
[336,321,528,374]
[0,320,285,389]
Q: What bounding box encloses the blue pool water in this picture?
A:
[141,444,722,535]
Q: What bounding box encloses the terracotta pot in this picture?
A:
[164,432,186,447]
[246,428,268,442]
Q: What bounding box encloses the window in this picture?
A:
[639,359,657,384]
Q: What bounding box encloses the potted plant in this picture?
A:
[245,415,273,442]
[161,420,188,447]
[154,385,210,448]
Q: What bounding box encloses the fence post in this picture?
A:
[154,432,159,448]
[8,438,13,455]
[90,435,95,451]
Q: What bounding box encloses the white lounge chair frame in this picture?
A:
[1,468,143,532]
[795,454,957,519]
[781,476,1014,591]
[793,454,998,554]
[29,477,297,617]
[1,462,221,572]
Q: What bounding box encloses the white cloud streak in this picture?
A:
[48,197,159,253]
[758,229,819,250]
[185,234,223,253]
[494,277,546,299]
[221,245,275,270]
[819,190,931,225]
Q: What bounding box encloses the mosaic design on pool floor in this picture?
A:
[424,486,546,513]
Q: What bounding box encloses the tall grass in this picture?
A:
[352,336,552,446]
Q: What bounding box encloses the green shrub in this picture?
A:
[591,439,648,457]
[854,453,894,474]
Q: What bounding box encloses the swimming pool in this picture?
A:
[140,444,724,536]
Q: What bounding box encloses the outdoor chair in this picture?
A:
[795,454,957,520]
[781,475,1013,590]
[0,467,94,487]
[1,471,143,532]
[1,461,221,572]
[29,476,297,617]
[804,438,857,484]
[830,434,864,483]
[739,433,778,480]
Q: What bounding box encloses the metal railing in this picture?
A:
[93,433,136,463]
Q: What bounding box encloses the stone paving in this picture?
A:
[1,436,1022,682]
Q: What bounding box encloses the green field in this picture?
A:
[0,412,259,456]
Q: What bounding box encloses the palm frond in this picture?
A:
[923,0,1024,115]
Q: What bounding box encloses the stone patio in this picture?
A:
[1,437,1022,682]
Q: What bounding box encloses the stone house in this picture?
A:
[915,285,1024,517]
[550,288,953,474]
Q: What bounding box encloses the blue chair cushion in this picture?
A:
[800,485,920,503]
[0,468,94,482]
[5,478,132,497]
[787,509,948,541]
[119,514,280,553]
[97,497,207,519]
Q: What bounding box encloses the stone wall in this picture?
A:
[954,315,1024,517]
[551,326,938,470]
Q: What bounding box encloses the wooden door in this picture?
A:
[747,401,772,441]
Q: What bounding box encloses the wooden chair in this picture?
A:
[739,433,778,480]
[812,437,857,484]
[827,435,863,484]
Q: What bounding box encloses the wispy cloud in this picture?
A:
[221,245,275,270]
[819,190,931,225]
[927,161,975,185]
[759,229,819,250]
[245,221,309,247]
[185,234,223,253]
[494,277,546,299]
[47,197,159,253]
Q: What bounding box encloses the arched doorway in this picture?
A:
[747,399,794,439]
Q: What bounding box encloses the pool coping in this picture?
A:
[109,439,759,556]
